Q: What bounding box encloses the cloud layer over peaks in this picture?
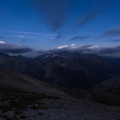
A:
[0,41,32,54]
[50,44,120,57]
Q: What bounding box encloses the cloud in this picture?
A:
[0,31,40,35]
[0,31,59,39]
[71,36,90,40]
[102,27,120,37]
[50,44,120,57]
[20,50,41,58]
[51,44,99,52]
[0,40,6,44]
[18,35,36,39]
[18,35,25,38]
[0,34,36,39]
[57,45,69,49]
[0,43,32,54]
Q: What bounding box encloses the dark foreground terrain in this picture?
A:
[0,71,120,120]
[0,85,120,120]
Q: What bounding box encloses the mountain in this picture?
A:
[85,76,120,106]
[105,57,120,70]
[94,76,120,96]
[34,51,119,88]
[0,70,66,97]
[0,51,119,88]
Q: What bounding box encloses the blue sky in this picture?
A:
[0,0,120,52]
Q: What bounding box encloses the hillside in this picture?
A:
[94,76,120,96]
[0,70,120,120]
[0,70,66,97]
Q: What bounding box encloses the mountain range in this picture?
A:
[0,51,120,88]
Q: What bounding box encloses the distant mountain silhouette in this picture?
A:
[0,51,119,88]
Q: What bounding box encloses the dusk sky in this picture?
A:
[0,0,120,56]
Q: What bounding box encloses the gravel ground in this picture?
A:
[28,99,120,120]
[1,98,120,120]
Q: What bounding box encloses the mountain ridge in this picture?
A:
[0,51,119,88]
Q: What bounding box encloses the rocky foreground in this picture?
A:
[0,86,120,120]
[21,99,120,120]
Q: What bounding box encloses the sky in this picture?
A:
[0,0,120,57]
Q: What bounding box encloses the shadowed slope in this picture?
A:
[0,70,66,97]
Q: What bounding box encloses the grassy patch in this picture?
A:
[0,85,59,117]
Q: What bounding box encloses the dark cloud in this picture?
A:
[102,28,120,37]
[80,46,120,57]
[30,0,112,31]
[31,0,71,30]
[0,44,32,54]
[71,36,90,40]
